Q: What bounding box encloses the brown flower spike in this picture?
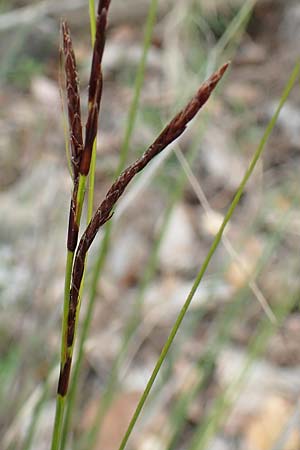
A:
[80,0,111,176]
[62,21,83,179]
[61,22,83,251]
[57,62,229,395]
[62,0,111,253]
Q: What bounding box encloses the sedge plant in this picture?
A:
[50,0,300,448]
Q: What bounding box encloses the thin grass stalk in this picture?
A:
[21,360,62,450]
[117,0,159,172]
[165,299,253,450]
[88,0,97,44]
[87,144,97,222]
[212,0,256,63]
[23,378,51,450]
[161,201,293,450]
[116,61,300,450]
[184,197,299,450]
[166,202,296,450]
[188,293,299,450]
[60,2,159,447]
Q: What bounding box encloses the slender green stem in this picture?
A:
[117,62,300,450]
[188,293,298,450]
[77,175,87,224]
[88,0,96,45]
[23,372,51,450]
[50,250,74,450]
[87,144,97,222]
[117,0,159,172]
[213,0,256,61]
[51,173,88,450]
[51,396,65,450]
[166,202,296,450]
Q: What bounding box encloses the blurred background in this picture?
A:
[1,0,300,449]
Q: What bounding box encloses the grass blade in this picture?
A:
[166,201,297,450]
[116,61,300,450]
[188,293,298,450]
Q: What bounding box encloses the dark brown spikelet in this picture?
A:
[80,0,112,175]
[66,62,229,347]
[62,21,83,179]
[57,356,72,396]
[62,21,83,251]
